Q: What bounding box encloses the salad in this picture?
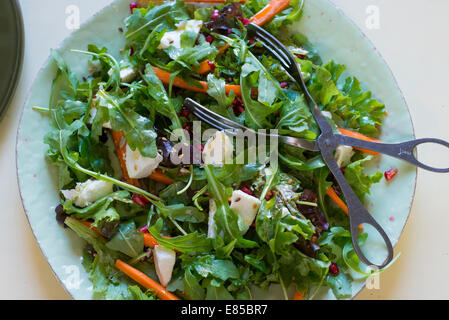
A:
[37,0,389,300]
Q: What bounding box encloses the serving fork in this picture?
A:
[183,23,449,268]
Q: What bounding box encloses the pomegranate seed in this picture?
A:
[295,54,306,59]
[129,45,135,56]
[280,81,288,88]
[237,105,245,114]
[242,18,250,25]
[129,2,138,14]
[132,194,149,207]
[207,61,216,71]
[329,263,339,276]
[385,168,398,181]
[248,38,255,45]
[265,190,273,201]
[238,16,243,22]
[179,108,190,118]
[139,225,148,233]
[205,35,213,43]
[241,186,254,196]
[211,9,220,20]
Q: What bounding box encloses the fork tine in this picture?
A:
[184,98,247,131]
[255,37,292,72]
[247,23,297,67]
[192,108,235,131]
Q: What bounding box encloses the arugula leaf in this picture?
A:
[106,221,144,258]
[344,156,383,201]
[96,88,158,158]
[127,286,157,300]
[50,49,78,95]
[276,93,318,140]
[326,273,352,299]
[156,203,206,223]
[149,218,213,253]
[340,76,386,137]
[167,42,218,73]
[205,283,234,300]
[204,165,242,242]
[307,61,385,137]
[142,64,183,132]
[206,74,235,109]
[191,255,240,281]
[183,267,205,300]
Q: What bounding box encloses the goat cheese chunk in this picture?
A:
[107,66,137,83]
[158,19,203,49]
[61,179,113,207]
[334,145,355,167]
[153,245,176,287]
[230,190,261,234]
[125,144,163,179]
[202,131,234,167]
[281,207,290,218]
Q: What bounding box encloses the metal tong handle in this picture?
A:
[248,22,394,268]
[336,135,449,173]
[319,145,394,268]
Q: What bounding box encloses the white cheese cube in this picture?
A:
[153,245,176,287]
[230,190,261,234]
[158,31,182,49]
[207,199,217,239]
[202,131,234,167]
[108,66,137,83]
[125,144,163,179]
[61,179,113,207]
[158,19,203,49]
[334,145,355,168]
[176,19,203,34]
[281,207,290,218]
[321,111,332,120]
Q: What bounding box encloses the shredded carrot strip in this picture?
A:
[149,169,175,184]
[249,0,291,26]
[81,221,107,237]
[143,233,159,248]
[115,259,181,300]
[326,187,349,215]
[338,127,380,155]
[326,186,364,230]
[293,290,305,300]
[153,66,241,95]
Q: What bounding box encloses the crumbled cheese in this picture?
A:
[107,66,137,83]
[153,245,176,287]
[230,190,261,234]
[61,179,113,207]
[334,145,355,167]
[125,144,163,179]
[202,131,234,167]
[158,19,203,49]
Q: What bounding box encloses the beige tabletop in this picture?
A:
[2,0,448,299]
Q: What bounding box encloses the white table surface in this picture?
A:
[2,0,448,300]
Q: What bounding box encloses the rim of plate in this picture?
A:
[15,0,417,300]
[325,0,417,299]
